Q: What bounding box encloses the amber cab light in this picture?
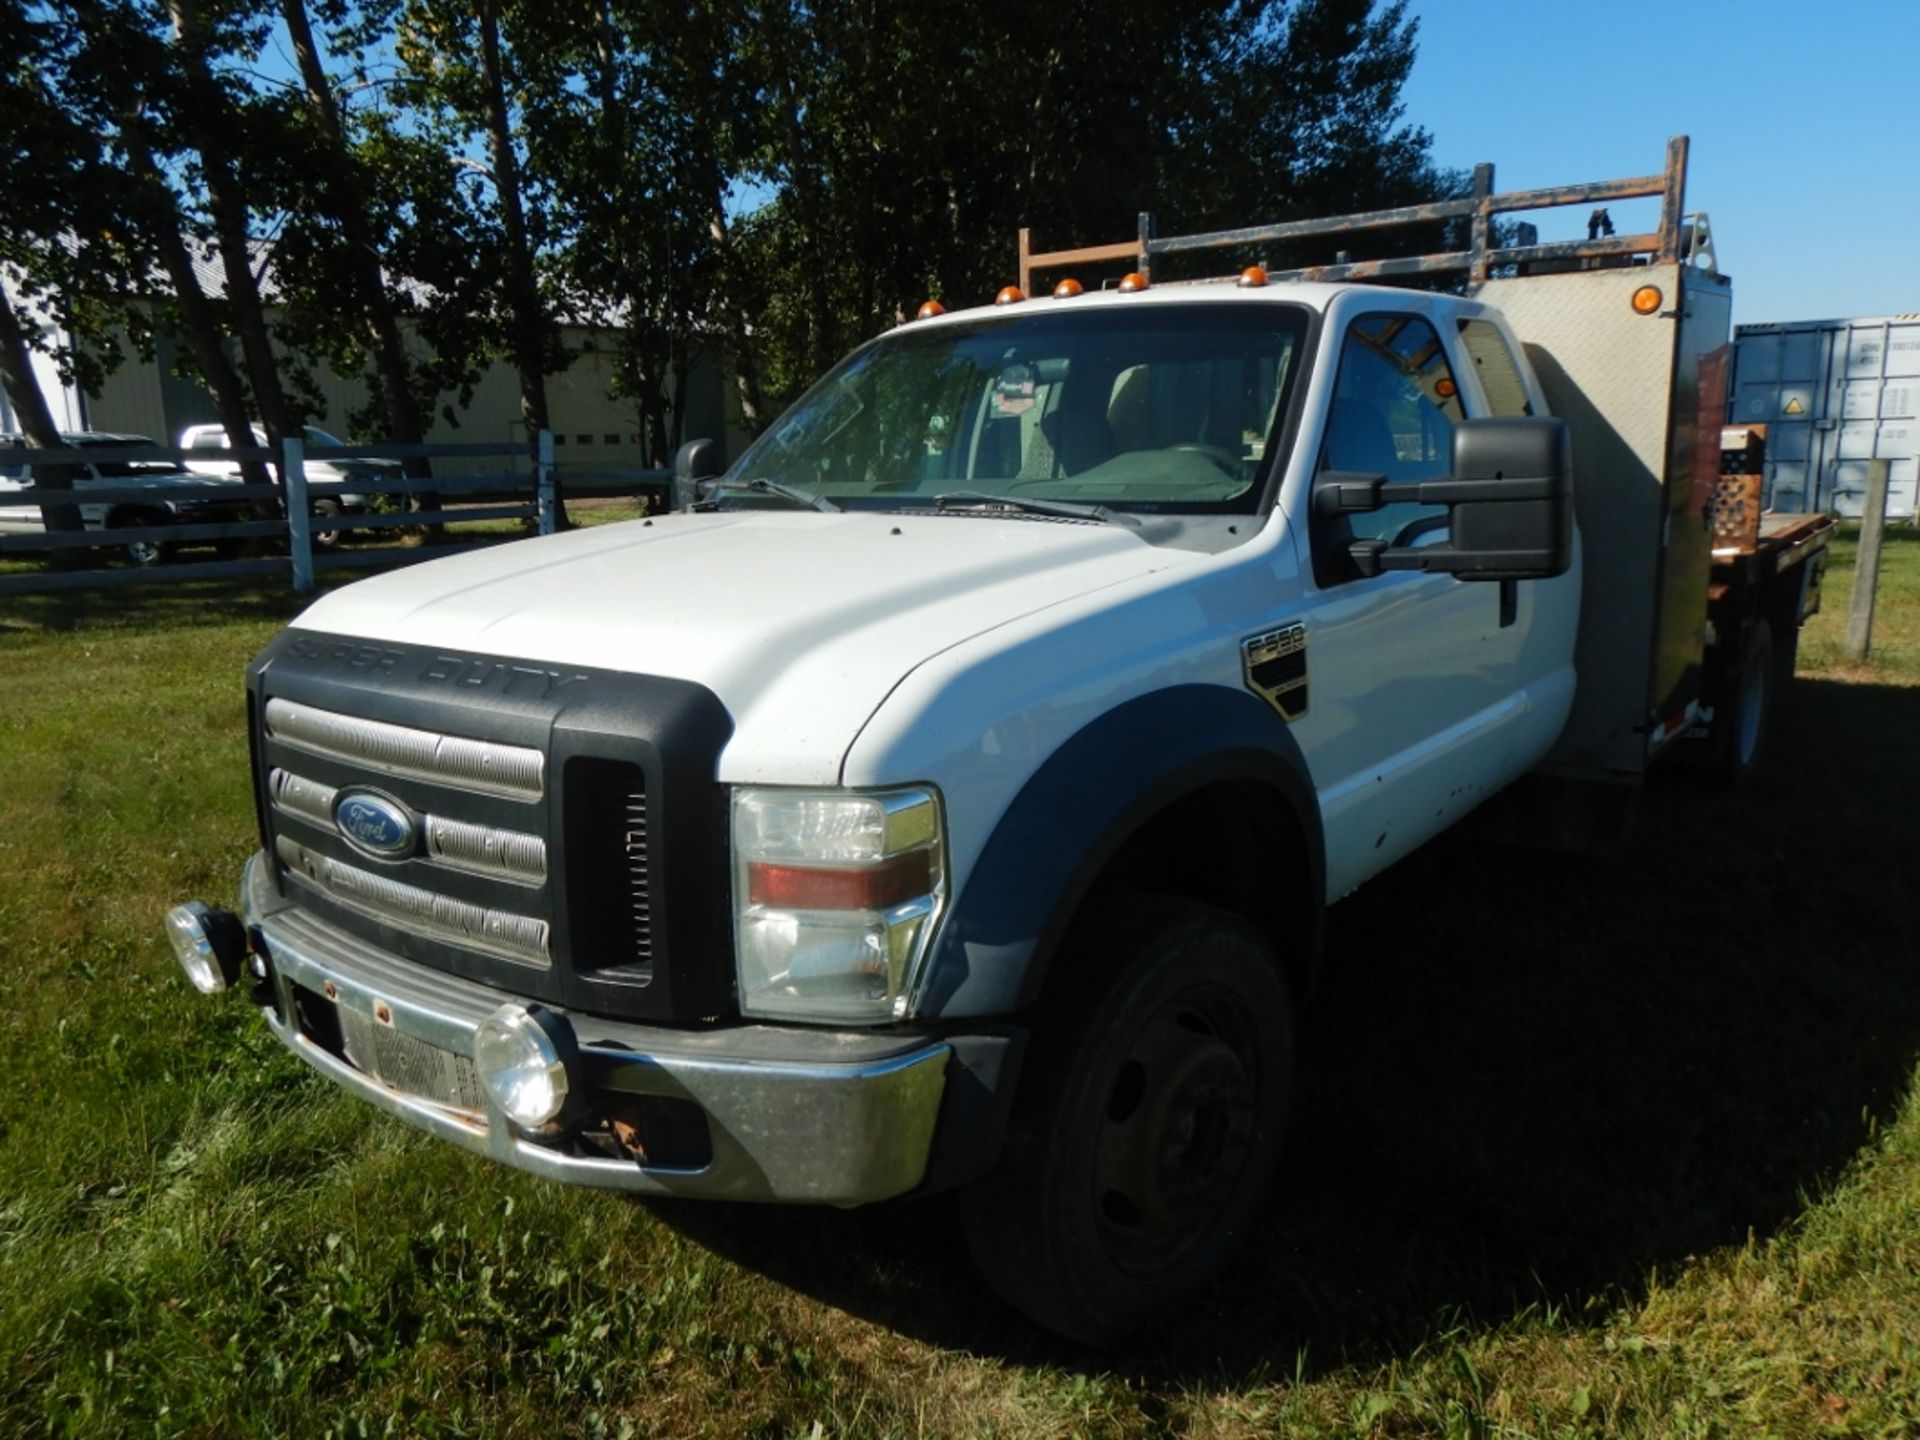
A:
[1631,284,1664,315]
[1052,278,1084,299]
[995,285,1025,305]
[1238,266,1269,288]
[1117,272,1150,293]
[916,299,946,320]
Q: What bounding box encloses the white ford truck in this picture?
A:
[168,140,1830,1343]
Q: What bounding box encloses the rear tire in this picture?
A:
[1716,620,1775,784]
[310,497,344,552]
[959,897,1294,1345]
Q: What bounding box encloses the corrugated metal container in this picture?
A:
[1730,314,1920,518]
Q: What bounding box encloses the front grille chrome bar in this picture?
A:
[264,697,544,801]
[269,767,547,886]
[276,835,551,967]
[426,814,548,886]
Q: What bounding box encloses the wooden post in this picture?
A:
[284,436,312,594]
[1843,457,1891,663]
[534,428,556,535]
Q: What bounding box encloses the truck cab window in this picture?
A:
[741,303,1307,513]
[1458,320,1535,416]
[1317,313,1465,572]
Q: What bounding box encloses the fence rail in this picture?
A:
[0,431,666,598]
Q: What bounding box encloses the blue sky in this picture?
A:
[1397,0,1919,326]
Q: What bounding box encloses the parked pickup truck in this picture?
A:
[0,431,246,566]
[168,139,1830,1343]
[179,421,395,549]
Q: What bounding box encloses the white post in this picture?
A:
[284,436,312,594]
[1843,457,1891,664]
[535,428,556,535]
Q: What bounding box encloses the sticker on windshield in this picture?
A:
[993,364,1037,416]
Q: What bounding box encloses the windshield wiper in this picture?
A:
[701,476,840,513]
[933,491,1138,527]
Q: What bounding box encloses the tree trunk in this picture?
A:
[280,1,429,466]
[167,0,295,462]
[708,197,768,434]
[0,284,85,551]
[477,0,563,525]
[122,115,277,512]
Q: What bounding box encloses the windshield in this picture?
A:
[305,426,346,447]
[732,301,1309,513]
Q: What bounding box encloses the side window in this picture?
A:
[1458,320,1534,416]
[1317,313,1465,563]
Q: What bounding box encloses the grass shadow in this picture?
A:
[652,674,1920,1376]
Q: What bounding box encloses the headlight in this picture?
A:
[164,900,247,994]
[473,1004,577,1129]
[732,787,945,1023]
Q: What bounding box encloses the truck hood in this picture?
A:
[291,508,1191,783]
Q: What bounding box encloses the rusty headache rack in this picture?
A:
[1018,135,1703,295]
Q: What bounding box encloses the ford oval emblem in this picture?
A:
[334,790,417,859]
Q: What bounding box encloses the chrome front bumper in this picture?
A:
[238,853,951,1205]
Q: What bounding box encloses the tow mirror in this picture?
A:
[673,438,721,512]
[1313,416,1572,582]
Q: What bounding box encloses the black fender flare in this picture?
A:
[917,683,1325,1018]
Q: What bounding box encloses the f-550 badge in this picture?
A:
[334,791,418,860]
[1242,623,1308,721]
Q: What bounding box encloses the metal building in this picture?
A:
[1729,314,1920,518]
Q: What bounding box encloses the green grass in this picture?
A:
[2,527,1918,1437]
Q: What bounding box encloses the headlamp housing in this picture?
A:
[731,787,946,1024]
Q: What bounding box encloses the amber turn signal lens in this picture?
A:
[1238,266,1269,288]
[1434,377,1457,399]
[1052,278,1084,299]
[1117,272,1150,293]
[995,285,1025,305]
[1631,285,1664,315]
[915,299,945,320]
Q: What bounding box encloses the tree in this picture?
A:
[729,0,1443,411]
[0,6,120,542]
[279,0,431,461]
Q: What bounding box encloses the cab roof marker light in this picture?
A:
[1118,272,1150,293]
[1052,278,1085,299]
[916,299,946,320]
[995,286,1025,305]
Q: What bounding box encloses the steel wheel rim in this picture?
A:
[1091,983,1261,1276]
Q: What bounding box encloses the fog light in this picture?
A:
[164,901,247,994]
[473,1004,578,1130]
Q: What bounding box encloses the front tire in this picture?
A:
[959,898,1294,1345]
[108,508,172,568]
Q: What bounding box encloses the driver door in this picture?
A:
[1294,307,1530,896]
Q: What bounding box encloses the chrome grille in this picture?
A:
[269,767,546,886]
[276,835,551,967]
[264,697,544,801]
[426,814,548,886]
[270,768,336,828]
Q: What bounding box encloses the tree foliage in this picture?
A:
[4,0,1445,452]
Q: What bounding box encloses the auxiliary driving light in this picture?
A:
[473,1003,579,1130]
[164,901,248,994]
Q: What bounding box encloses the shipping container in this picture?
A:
[1730,314,1920,518]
